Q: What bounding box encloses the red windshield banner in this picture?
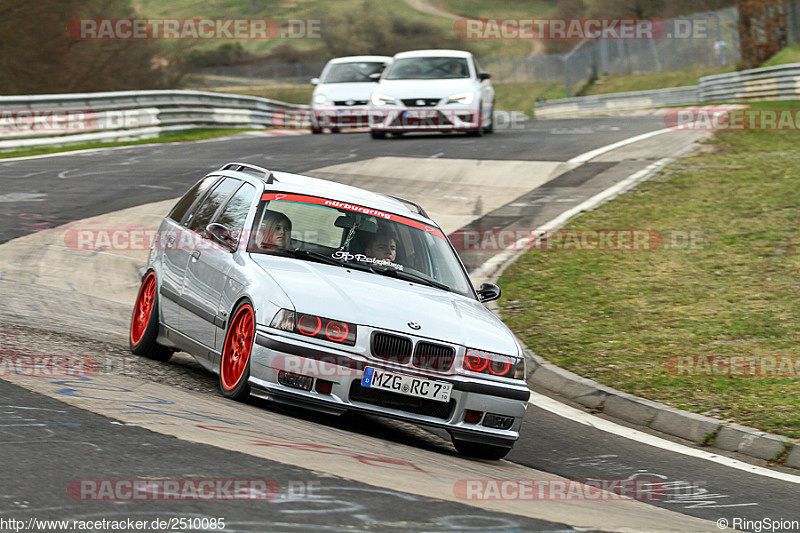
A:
[261,193,446,240]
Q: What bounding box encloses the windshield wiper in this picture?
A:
[369,266,451,292]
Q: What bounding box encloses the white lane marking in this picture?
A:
[0,192,46,202]
[529,391,800,485]
[470,158,671,281]
[567,128,672,163]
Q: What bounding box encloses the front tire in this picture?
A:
[452,438,512,460]
[129,271,172,361]
[370,130,386,139]
[219,301,255,401]
[483,104,494,134]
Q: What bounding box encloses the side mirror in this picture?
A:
[478,72,491,81]
[476,282,501,303]
[310,77,320,85]
[206,223,236,251]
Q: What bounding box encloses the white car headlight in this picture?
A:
[447,91,475,105]
[371,93,396,106]
[313,94,328,105]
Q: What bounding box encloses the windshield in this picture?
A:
[321,61,386,83]
[384,57,470,80]
[247,193,474,297]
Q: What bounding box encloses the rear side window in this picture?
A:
[213,183,256,245]
[186,178,240,232]
[167,176,218,223]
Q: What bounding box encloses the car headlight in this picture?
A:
[463,349,525,379]
[270,309,356,346]
[313,94,329,105]
[447,91,475,105]
[371,93,396,106]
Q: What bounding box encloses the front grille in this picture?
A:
[413,342,455,372]
[333,100,368,106]
[371,332,412,364]
[389,111,452,128]
[349,382,455,419]
[402,98,441,107]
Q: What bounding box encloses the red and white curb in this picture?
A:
[622,104,748,117]
[244,129,312,137]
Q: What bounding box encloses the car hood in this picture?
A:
[373,79,476,100]
[250,254,519,355]
[313,82,378,102]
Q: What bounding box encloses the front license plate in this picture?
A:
[404,109,437,119]
[361,366,452,402]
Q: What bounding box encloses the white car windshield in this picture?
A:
[247,193,474,297]
[384,57,470,80]
[321,62,386,83]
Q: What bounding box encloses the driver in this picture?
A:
[364,232,397,263]
[259,211,292,250]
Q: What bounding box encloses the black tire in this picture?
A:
[483,104,494,134]
[219,300,255,401]
[129,271,172,362]
[466,105,484,137]
[370,130,386,139]
[330,127,341,133]
[311,127,323,134]
[389,132,404,137]
[452,438,512,460]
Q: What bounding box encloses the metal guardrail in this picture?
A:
[0,90,310,151]
[534,86,701,118]
[699,63,800,102]
[535,62,800,118]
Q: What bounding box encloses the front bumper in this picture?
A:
[311,107,370,129]
[250,329,529,446]
[368,107,481,132]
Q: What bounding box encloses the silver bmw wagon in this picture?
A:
[130,162,530,459]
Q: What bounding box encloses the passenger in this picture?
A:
[364,232,397,263]
[259,211,292,250]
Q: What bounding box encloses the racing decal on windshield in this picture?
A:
[331,250,405,271]
[261,192,446,239]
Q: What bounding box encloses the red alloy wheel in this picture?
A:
[221,304,255,390]
[130,272,156,346]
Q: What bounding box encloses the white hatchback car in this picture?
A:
[309,55,393,133]
[368,49,494,138]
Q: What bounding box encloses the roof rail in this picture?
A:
[387,195,429,218]
[219,162,276,183]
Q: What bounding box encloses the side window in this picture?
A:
[186,178,240,233]
[213,183,256,244]
[167,176,218,223]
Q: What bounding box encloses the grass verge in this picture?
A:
[0,128,254,159]
[582,65,732,96]
[498,101,800,438]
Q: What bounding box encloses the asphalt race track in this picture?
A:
[1,118,799,532]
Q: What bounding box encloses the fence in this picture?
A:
[0,90,310,151]
[534,61,800,117]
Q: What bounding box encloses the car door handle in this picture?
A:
[191,250,201,262]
